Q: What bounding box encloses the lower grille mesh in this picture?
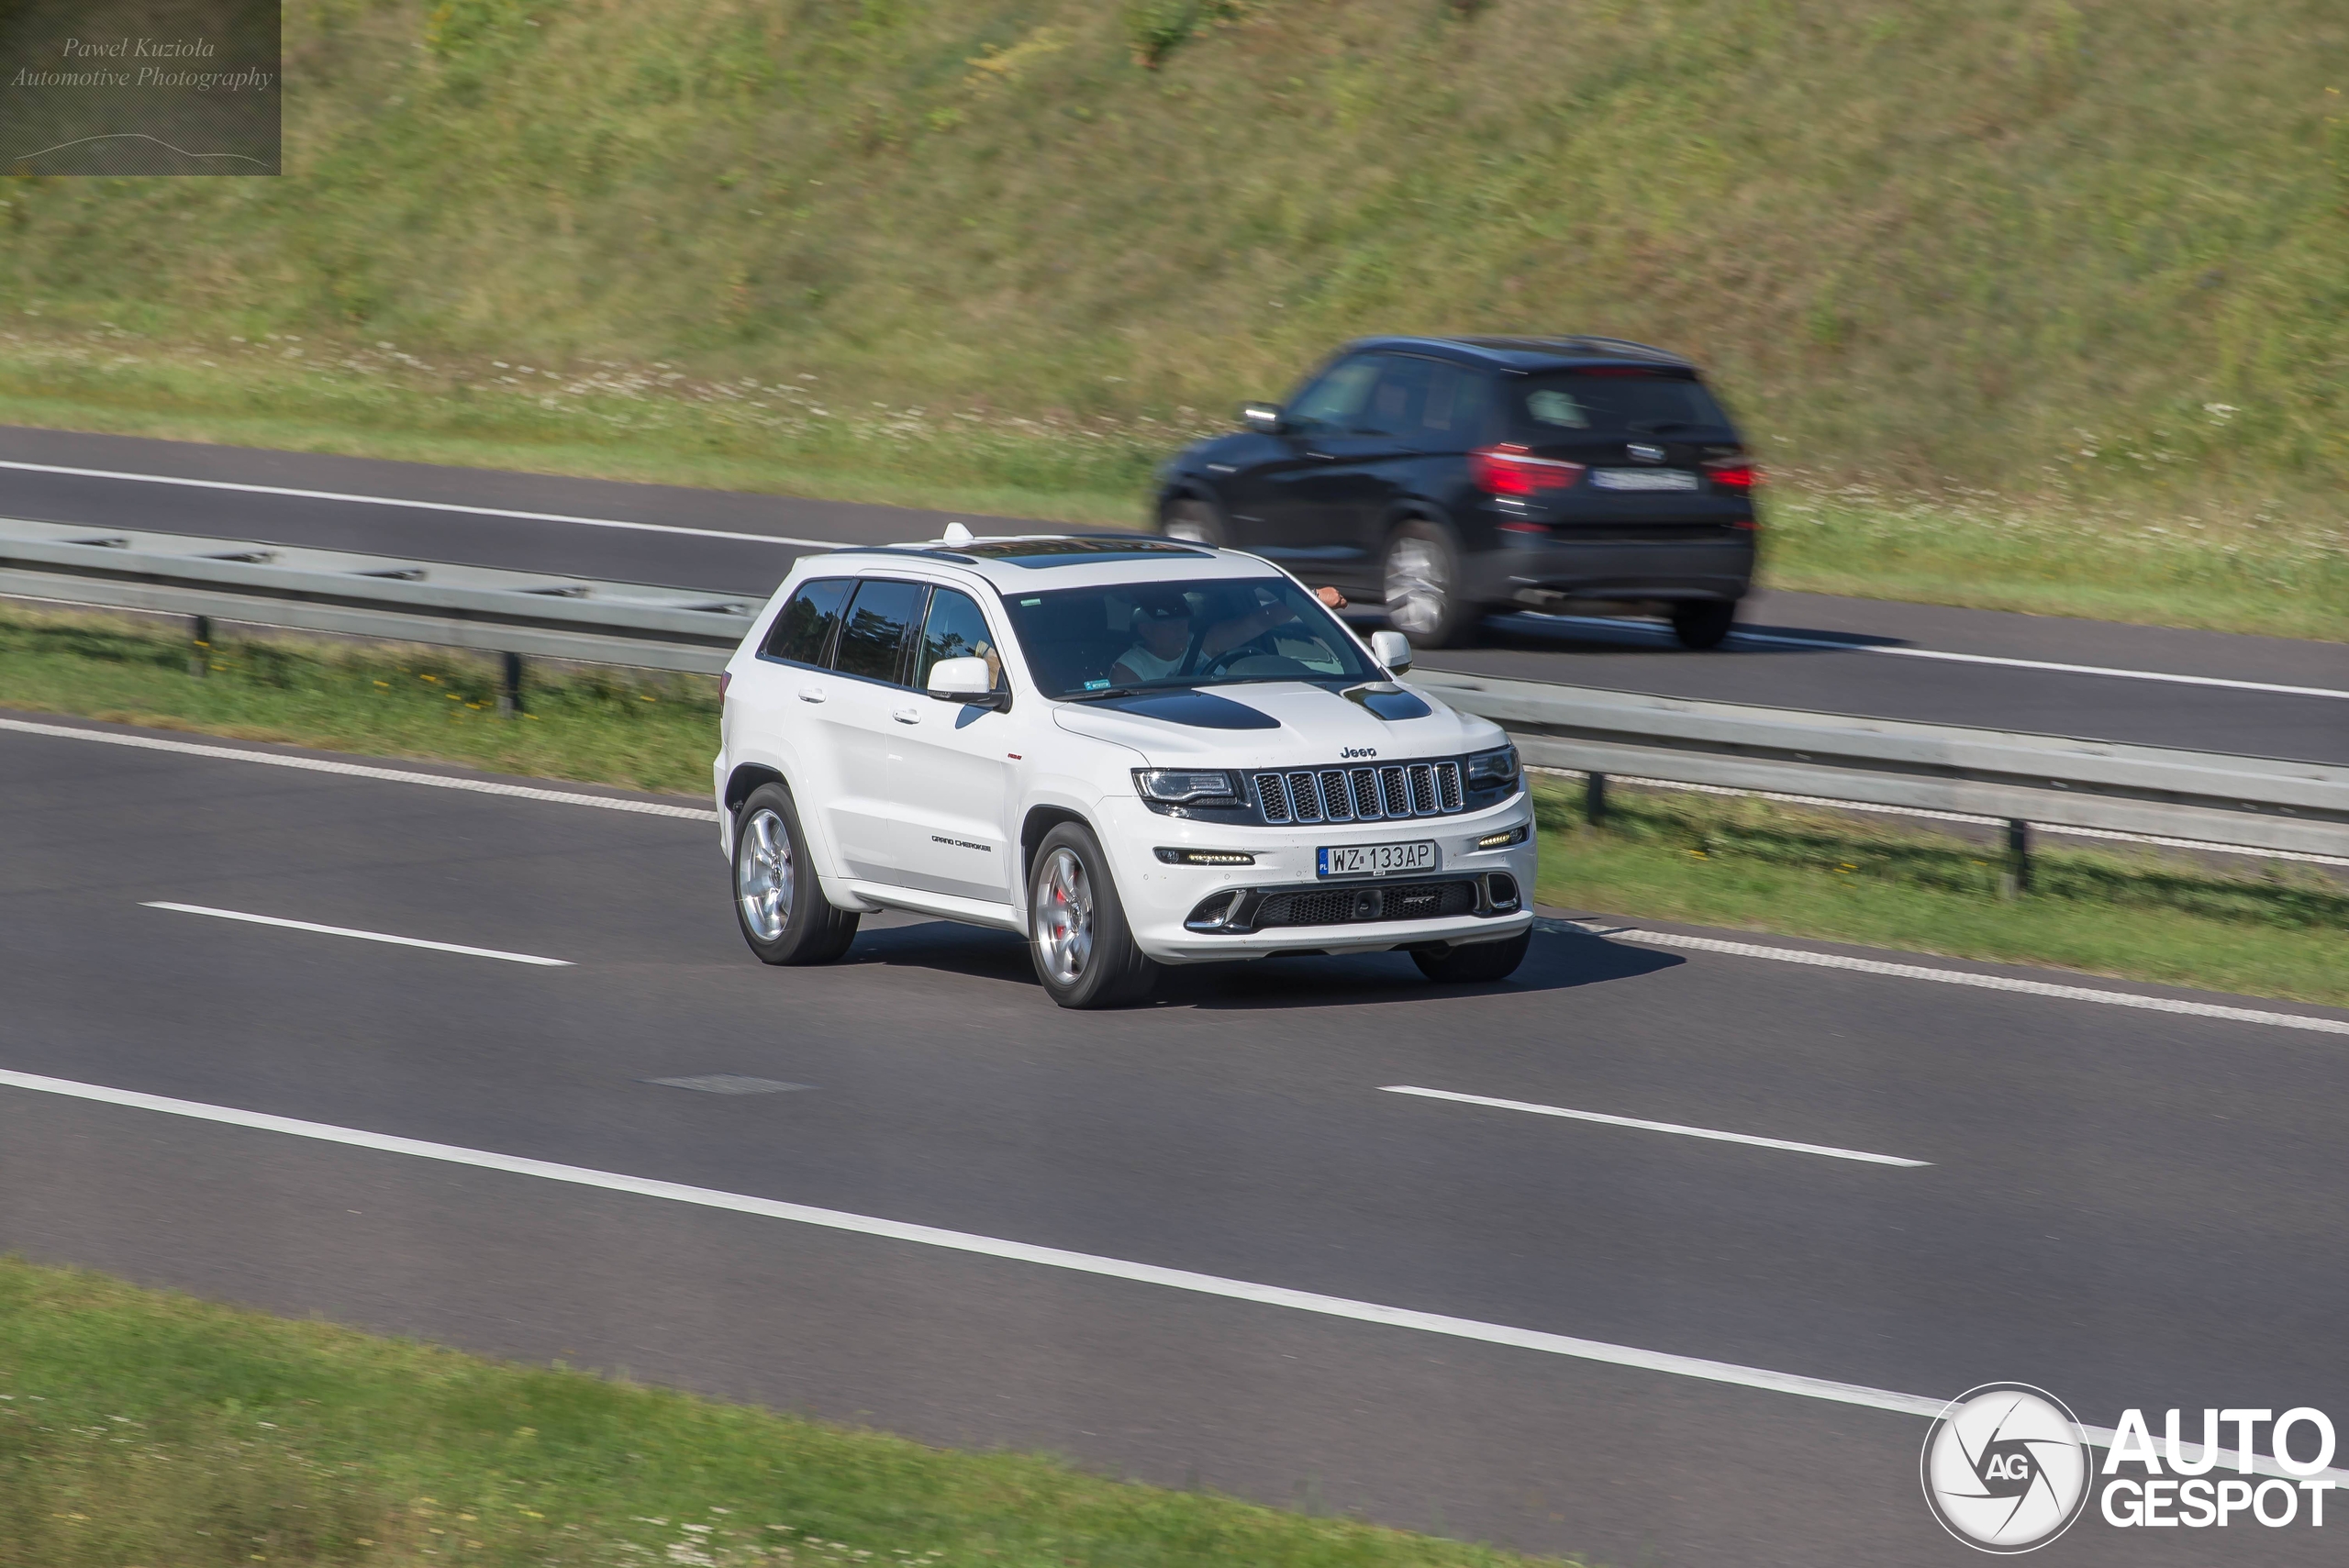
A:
[1255,879,1478,929]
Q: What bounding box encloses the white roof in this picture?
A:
[809,534,1291,593]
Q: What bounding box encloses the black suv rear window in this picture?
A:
[1508,372,1731,438]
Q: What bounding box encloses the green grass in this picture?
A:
[0,1256,1570,1568]
[5,605,2342,1006]
[1529,776,2349,1010]
[3,0,2346,639]
[0,605,718,795]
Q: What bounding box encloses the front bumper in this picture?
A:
[1095,793,1540,964]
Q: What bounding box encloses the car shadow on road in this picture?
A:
[832,917,1682,1009]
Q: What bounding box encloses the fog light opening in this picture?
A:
[1484,873,1521,912]
[1184,890,1250,931]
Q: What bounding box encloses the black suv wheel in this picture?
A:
[1383,519,1475,648]
[1670,600,1737,651]
[1162,497,1228,548]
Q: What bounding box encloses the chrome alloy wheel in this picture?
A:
[736,807,794,942]
[1385,535,1448,638]
[1034,846,1095,986]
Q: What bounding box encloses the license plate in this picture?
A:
[1591,468,1699,491]
[1319,840,1437,878]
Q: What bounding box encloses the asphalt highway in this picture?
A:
[3,425,2343,762]
[5,712,2348,1565]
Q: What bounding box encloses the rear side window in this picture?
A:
[831,578,928,684]
[1510,373,1731,438]
[761,577,852,666]
[917,588,1004,690]
[1369,356,1490,448]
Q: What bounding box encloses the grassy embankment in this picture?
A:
[4,0,2346,638]
[6,604,2341,1006]
[0,1256,1569,1568]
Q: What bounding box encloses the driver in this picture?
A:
[1109,584,1349,688]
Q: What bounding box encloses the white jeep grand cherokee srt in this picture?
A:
[713,531,1536,1008]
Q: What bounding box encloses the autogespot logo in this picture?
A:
[1920,1384,2094,1552]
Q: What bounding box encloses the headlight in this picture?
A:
[1133,768,1240,806]
[1464,744,1520,792]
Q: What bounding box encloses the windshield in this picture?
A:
[1002,577,1376,699]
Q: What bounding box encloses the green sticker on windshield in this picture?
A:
[1020,597,1042,606]
[1085,679,1111,690]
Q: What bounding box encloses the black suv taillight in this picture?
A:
[1470,444,1586,497]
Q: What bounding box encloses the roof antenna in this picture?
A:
[941,521,974,546]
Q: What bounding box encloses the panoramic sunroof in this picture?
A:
[956,537,1213,567]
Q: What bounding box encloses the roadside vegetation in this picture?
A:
[0,1256,1570,1568]
[1528,776,2349,1010]
[5,604,2340,1007]
[3,0,2345,639]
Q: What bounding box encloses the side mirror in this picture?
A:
[927,656,1007,708]
[1241,401,1284,433]
[1370,629,1413,673]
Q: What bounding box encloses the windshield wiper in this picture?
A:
[1060,685,1144,702]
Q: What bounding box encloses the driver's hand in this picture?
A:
[1316,585,1348,610]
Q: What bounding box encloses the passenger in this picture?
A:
[1109,584,1349,687]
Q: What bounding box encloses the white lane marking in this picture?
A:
[1543,918,2349,1037]
[1,1066,2339,1484]
[1734,628,2349,701]
[1491,613,2349,702]
[0,717,720,820]
[142,902,571,965]
[0,459,844,549]
[1381,1084,1929,1167]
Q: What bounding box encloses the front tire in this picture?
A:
[1411,930,1531,984]
[732,784,860,965]
[1028,823,1158,1008]
[1383,519,1475,648]
[1670,599,1738,650]
[1161,497,1229,547]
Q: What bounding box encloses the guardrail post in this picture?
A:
[1585,770,1608,827]
[189,615,212,678]
[2002,818,2032,899]
[497,651,525,717]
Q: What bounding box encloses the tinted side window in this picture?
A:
[1412,361,1488,446]
[917,588,1004,690]
[831,579,928,684]
[1286,356,1383,434]
[761,578,853,665]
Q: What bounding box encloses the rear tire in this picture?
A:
[1162,497,1229,548]
[1028,823,1159,1008]
[1670,599,1737,650]
[1383,519,1475,648]
[732,784,860,965]
[1411,929,1531,984]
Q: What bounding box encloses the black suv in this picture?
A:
[1152,336,1758,648]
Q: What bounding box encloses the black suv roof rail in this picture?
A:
[1446,334,1692,367]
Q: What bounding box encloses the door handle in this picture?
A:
[798,687,827,704]
[892,706,921,725]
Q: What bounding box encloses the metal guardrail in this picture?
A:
[4,516,2340,862]
[0,517,748,681]
[1409,667,2349,861]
